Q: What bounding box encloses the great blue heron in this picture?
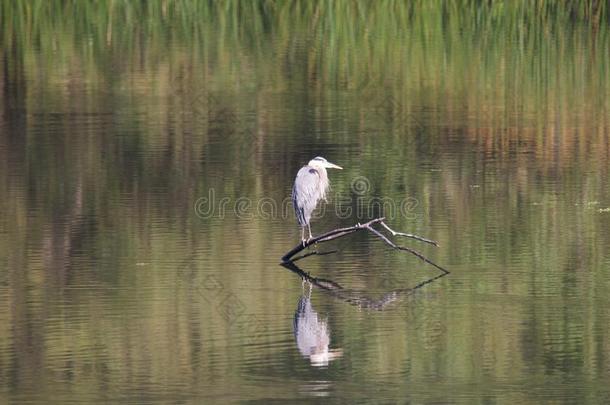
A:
[292,156,343,243]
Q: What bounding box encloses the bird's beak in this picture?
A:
[324,161,343,170]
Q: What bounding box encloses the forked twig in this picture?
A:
[380,221,438,246]
[366,227,448,274]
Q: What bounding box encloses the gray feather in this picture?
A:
[292,165,329,226]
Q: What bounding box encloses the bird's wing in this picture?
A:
[292,166,322,225]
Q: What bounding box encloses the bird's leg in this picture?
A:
[300,225,315,248]
[306,224,318,252]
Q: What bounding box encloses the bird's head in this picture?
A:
[308,156,343,170]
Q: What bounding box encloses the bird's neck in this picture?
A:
[317,168,329,199]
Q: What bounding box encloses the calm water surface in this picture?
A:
[1,2,610,403]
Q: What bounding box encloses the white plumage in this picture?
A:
[291,157,342,243]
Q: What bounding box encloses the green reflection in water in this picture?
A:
[1,1,609,403]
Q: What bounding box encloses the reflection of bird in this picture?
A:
[293,291,342,367]
[292,157,342,244]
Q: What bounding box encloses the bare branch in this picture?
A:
[281,217,448,276]
[366,226,449,274]
[290,249,339,263]
[281,217,385,262]
[380,221,439,246]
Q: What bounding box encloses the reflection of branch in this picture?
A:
[280,217,449,309]
[281,217,448,275]
[281,260,448,311]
